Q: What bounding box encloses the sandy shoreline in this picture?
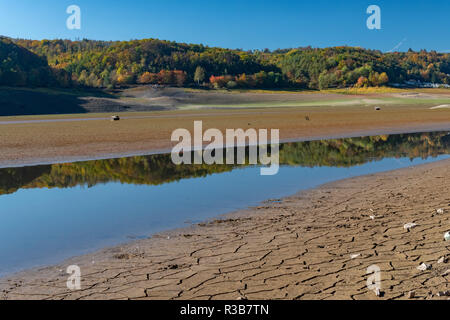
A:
[1,123,449,169]
[1,108,449,168]
[1,87,449,168]
[1,158,449,300]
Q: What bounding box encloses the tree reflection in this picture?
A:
[1,131,449,196]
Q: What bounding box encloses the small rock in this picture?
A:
[113,253,131,260]
[374,288,384,297]
[350,253,361,259]
[404,223,417,231]
[436,208,444,214]
[417,263,432,271]
[444,231,450,241]
[442,269,450,276]
[437,256,447,264]
[437,291,450,297]
[369,215,376,220]
[408,291,415,299]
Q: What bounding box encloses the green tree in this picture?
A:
[194,66,206,85]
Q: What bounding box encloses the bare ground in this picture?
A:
[1,86,449,167]
[1,159,449,300]
[1,104,450,168]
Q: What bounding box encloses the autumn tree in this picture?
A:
[138,71,158,84]
[194,66,206,85]
[355,76,369,88]
[174,70,187,87]
[378,72,389,86]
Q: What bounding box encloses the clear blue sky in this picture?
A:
[0,0,448,52]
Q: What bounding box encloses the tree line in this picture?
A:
[2,37,450,90]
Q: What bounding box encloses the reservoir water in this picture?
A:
[0,131,449,276]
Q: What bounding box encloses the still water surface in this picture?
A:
[0,131,449,276]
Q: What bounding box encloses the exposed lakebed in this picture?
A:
[0,131,449,276]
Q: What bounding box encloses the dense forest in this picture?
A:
[1,36,450,90]
[1,131,449,196]
[0,38,71,87]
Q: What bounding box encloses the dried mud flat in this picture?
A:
[1,159,450,300]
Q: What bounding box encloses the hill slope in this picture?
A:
[0,37,71,87]
[1,37,450,90]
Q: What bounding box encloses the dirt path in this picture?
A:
[1,159,449,300]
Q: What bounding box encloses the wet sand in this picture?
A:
[1,158,449,300]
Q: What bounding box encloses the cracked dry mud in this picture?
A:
[1,159,449,300]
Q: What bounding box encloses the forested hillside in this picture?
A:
[2,37,450,89]
[277,47,450,89]
[0,37,71,87]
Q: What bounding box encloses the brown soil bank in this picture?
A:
[1,104,450,168]
[1,159,449,300]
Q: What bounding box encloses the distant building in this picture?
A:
[392,79,450,88]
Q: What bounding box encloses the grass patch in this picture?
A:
[323,87,406,95]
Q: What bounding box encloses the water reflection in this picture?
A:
[1,131,450,276]
[1,131,449,196]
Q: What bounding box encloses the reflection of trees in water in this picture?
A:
[1,132,449,196]
[0,165,51,195]
[280,132,450,167]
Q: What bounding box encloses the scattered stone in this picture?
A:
[436,208,444,214]
[437,291,450,297]
[444,231,450,241]
[417,263,432,271]
[374,288,384,297]
[404,222,417,231]
[437,256,447,264]
[113,253,131,260]
[408,291,415,299]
